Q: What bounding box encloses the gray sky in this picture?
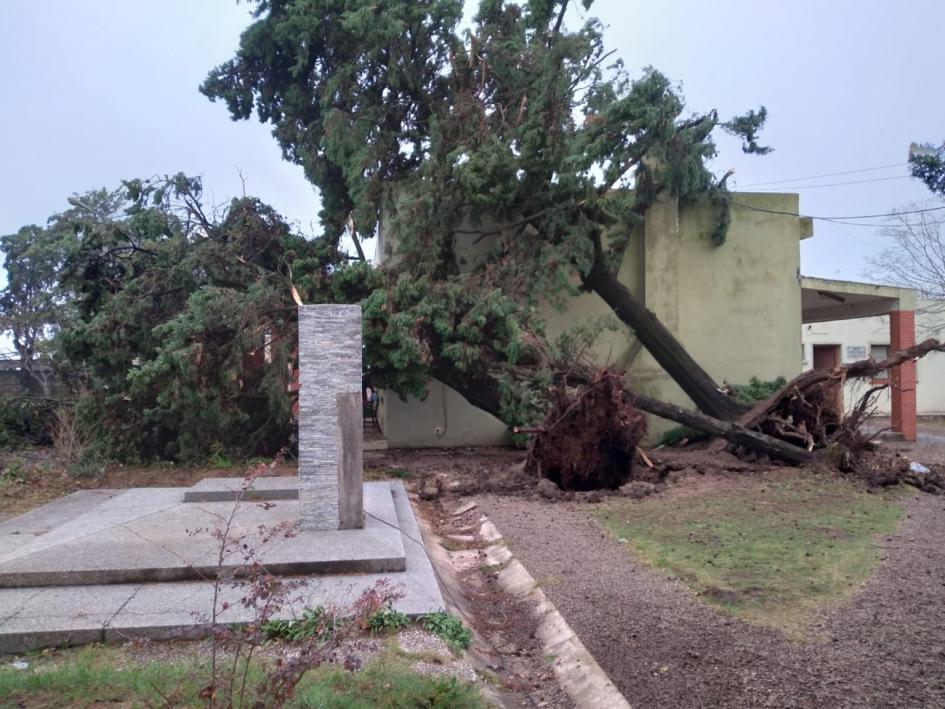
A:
[1,0,943,281]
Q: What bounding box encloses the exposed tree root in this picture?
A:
[525,369,647,490]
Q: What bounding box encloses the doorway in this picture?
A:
[812,344,842,414]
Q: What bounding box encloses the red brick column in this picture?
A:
[889,310,917,441]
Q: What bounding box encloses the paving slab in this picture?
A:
[0,483,404,587]
[0,490,120,556]
[0,488,185,566]
[183,476,298,503]
[0,481,444,653]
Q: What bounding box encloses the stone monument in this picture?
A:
[297,304,364,530]
[0,303,446,653]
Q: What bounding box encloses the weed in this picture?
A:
[385,467,413,479]
[0,458,28,484]
[367,605,410,634]
[422,611,472,650]
[730,376,787,405]
[262,606,331,642]
[657,425,709,448]
[66,453,107,479]
[206,443,234,469]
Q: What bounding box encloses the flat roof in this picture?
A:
[801,276,917,323]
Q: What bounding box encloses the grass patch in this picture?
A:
[0,647,199,707]
[596,471,909,635]
[300,654,481,708]
[0,643,484,708]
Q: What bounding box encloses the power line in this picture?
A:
[725,198,945,222]
[748,174,911,191]
[817,216,942,228]
[737,161,908,187]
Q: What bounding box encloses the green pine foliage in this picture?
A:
[203,0,772,426]
[1,2,777,463]
[4,176,376,463]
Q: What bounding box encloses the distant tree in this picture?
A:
[201,0,771,424]
[867,204,945,332]
[0,222,71,396]
[909,141,945,196]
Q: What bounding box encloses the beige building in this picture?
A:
[802,297,945,417]
[376,193,932,446]
[378,192,814,447]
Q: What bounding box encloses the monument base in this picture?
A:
[0,481,443,653]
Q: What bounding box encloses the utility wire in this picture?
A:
[747,174,911,191]
[737,161,908,187]
[725,198,945,222]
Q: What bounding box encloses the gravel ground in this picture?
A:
[479,490,945,708]
[395,628,478,682]
[869,419,945,466]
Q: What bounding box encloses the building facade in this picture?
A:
[802,299,945,419]
[378,192,816,447]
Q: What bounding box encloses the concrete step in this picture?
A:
[0,483,404,588]
[0,482,443,653]
[183,475,298,503]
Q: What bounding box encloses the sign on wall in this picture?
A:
[845,345,867,361]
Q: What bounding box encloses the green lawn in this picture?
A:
[0,643,484,708]
[596,471,910,635]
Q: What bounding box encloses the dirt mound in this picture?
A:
[526,369,647,490]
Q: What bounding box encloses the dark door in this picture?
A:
[812,344,842,414]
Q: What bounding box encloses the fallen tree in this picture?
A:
[630,392,813,465]
[727,338,945,436]
[522,341,945,493]
[644,339,944,464]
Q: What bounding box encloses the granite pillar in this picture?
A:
[298,305,364,530]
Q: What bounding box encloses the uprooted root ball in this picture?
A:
[526,369,647,490]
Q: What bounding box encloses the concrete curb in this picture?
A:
[479,516,632,709]
[421,498,630,709]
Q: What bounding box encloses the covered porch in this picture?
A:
[801,277,918,440]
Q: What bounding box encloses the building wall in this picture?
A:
[801,300,945,416]
[381,192,810,447]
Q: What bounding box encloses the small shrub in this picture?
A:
[657,425,711,448]
[67,453,107,479]
[0,396,56,448]
[367,605,410,634]
[421,611,472,650]
[206,443,234,469]
[730,376,787,405]
[0,458,28,484]
[261,606,329,642]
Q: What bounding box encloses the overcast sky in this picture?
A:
[1,0,942,281]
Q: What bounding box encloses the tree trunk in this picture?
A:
[432,356,812,466]
[732,338,945,432]
[431,361,506,421]
[583,256,746,421]
[631,393,813,465]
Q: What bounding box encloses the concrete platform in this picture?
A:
[183,476,298,503]
[0,481,443,653]
[0,483,404,587]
